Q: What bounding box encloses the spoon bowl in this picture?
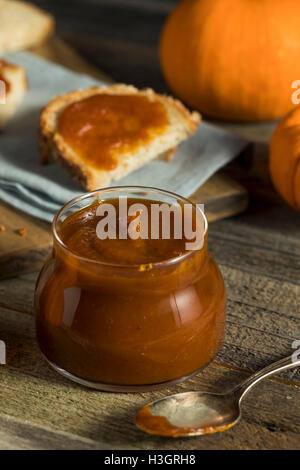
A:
[136,391,241,437]
[136,355,300,437]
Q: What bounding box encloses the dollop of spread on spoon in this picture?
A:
[136,405,234,438]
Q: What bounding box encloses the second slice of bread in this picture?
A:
[0,0,54,53]
[40,85,201,191]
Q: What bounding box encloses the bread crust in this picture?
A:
[0,0,54,53]
[39,84,201,190]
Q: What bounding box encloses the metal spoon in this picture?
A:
[136,355,300,437]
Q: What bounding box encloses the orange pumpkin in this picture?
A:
[270,107,300,211]
[159,0,300,122]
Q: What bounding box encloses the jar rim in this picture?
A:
[52,185,208,270]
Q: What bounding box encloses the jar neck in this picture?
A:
[52,233,209,292]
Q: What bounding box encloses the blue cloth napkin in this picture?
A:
[0,52,247,222]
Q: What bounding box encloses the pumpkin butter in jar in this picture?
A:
[35,187,226,391]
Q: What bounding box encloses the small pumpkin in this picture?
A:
[159,0,300,122]
[270,107,300,211]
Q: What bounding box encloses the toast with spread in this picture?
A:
[39,84,200,190]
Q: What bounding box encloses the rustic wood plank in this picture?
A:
[0,201,51,281]
[209,237,300,284]
[0,272,36,314]
[191,172,248,222]
[1,368,298,450]
[0,413,116,450]
[210,209,300,256]
[222,266,298,316]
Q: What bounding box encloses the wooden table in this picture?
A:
[0,0,299,450]
[1,153,299,450]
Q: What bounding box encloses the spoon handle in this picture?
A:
[232,355,300,401]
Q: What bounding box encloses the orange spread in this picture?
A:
[59,199,188,265]
[136,406,233,437]
[0,59,10,94]
[57,94,168,170]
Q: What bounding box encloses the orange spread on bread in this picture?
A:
[57,94,168,170]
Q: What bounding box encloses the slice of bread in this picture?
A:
[39,84,201,190]
[0,0,54,53]
[0,59,27,129]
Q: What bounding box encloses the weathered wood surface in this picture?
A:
[0,414,116,450]
[0,0,299,450]
[0,201,51,281]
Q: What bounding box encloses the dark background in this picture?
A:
[27,0,179,91]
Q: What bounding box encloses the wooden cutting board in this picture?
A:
[0,37,248,280]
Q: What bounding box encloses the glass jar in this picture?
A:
[35,187,226,391]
